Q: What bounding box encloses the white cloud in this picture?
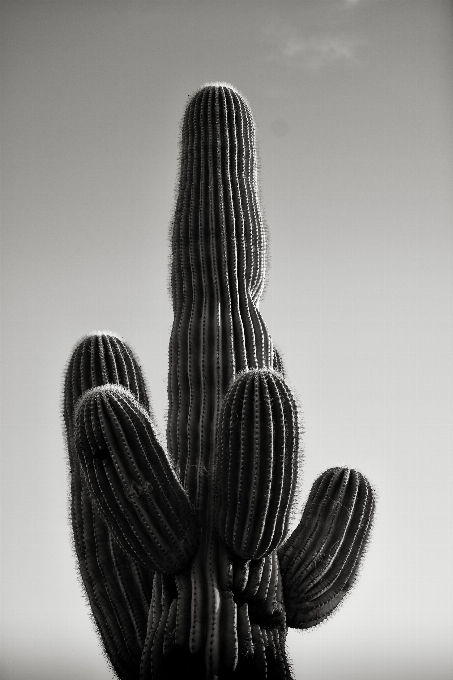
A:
[262,21,362,70]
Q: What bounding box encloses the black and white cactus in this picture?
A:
[63,84,375,680]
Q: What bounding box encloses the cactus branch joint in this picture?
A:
[63,83,375,680]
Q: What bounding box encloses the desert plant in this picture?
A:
[63,83,375,680]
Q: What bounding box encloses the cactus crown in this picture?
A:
[172,82,266,310]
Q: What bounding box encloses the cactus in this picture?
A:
[63,83,375,680]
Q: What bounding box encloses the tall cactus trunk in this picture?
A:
[155,84,287,679]
[168,84,272,505]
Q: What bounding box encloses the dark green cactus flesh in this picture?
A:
[63,84,375,680]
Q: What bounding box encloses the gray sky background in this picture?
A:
[1,1,452,678]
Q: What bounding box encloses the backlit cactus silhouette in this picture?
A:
[63,83,375,680]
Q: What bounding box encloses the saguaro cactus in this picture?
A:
[63,83,375,680]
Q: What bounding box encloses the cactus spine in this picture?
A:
[63,84,375,680]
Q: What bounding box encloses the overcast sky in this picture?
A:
[1,1,452,679]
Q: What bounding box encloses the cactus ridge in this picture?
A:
[63,84,375,679]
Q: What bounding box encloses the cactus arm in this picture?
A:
[74,384,198,574]
[278,467,375,629]
[63,333,156,679]
[214,368,299,560]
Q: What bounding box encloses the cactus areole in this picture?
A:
[63,83,375,680]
